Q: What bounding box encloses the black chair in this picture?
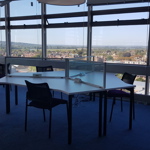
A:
[25,80,68,138]
[36,66,53,72]
[36,65,58,96]
[0,64,5,78]
[107,72,136,122]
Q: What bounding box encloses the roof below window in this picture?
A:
[87,0,150,6]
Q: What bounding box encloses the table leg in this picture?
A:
[129,88,134,130]
[98,92,103,137]
[6,84,10,114]
[15,85,18,105]
[103,91,107,136]
[68,95,73,144]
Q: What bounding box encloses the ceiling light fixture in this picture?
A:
[37,0,86,6]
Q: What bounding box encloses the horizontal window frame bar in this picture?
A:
[0,18,147,30]
[87,1,149,6]
[92,6,150,15]
[2,11,88,22]
[8,22,87,29]
[92,19,149,26]
[46,11,88,19]
[0,6,149,22]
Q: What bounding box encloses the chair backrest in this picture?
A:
[121,72,136,84]
[36,66,53,72]
[0,64,5,78]
[25,80,52,103]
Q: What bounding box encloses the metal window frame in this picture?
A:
[2,2,150,99]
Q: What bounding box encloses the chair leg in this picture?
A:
[109,97,115,122]
[43,109,46,122]
[49,109,52,138]
[25,102,28,131]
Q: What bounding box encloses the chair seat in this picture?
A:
[29,98,68,109]
[107,90,130,97]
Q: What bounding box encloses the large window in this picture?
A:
[2,1,150,97]
[9,0,41,58]
[92,4,149,95]
[46,3,87,59]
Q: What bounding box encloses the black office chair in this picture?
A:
[25,80,68,138]
[36,66,53,72]
[36,65,58,96]
[0,64,5,78]
[107,72,136,122]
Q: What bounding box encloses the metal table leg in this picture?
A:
[68,95,73,144]
[6,84,10,114]
[103,91,107,136]
[98,91,103,137]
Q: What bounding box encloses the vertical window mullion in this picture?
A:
[41,3,46,59]
[145,11,150,95]
[5,3,11,56]
[87,6,92,57]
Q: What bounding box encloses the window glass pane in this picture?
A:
[10,20,41,26]
[10,0,41,17]
[92,25,148,65]
[11,29,42,57]
[47,28,87,58]
[93,12,148,22]
[12,65,36,73]
[0,6,4,17]
[93,2,150,10]
[47,16,87,24]
[135,75,146,95]
[0,6,5,26]
[0,30,6,56]
[46,3,87,14]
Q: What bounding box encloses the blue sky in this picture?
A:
[0,0,149,46]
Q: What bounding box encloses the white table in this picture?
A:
[0,71,135,144]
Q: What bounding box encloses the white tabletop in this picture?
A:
[74,72,135,90]
[0,76,103,95]
[0,71,135,95]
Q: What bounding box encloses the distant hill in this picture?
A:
[0,41,147,50]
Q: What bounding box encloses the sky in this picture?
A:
[0,0,149,46]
